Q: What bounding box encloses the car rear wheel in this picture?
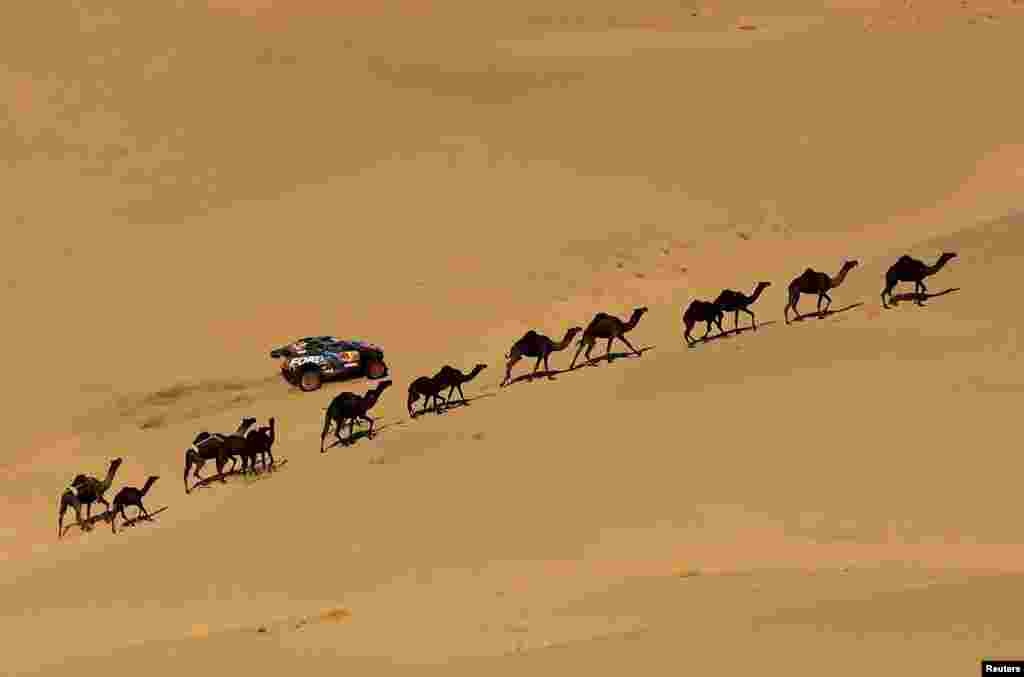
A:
[298,368,323,392]
[365,359,388,380]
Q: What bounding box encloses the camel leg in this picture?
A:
[97,495,112,522]
[584,341,597,365]
[456,383,467,404]
[916,280,928,305]
[215,454,228,483]
[59,493,81,539]
[820,292,833,316]
[787,293,801,323]
[543,352,555,379]
[530,355,543,380]
[362,414,375,438]
[618,334,640,356]
[743,308,757,330]
[320,413,334,453]
[501,354,520,387]
[881,282,894,308]
[714,315,725,337]
[569,342,585,370]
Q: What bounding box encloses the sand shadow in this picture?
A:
[113,506,169,531]
[787,302,863,323]
[686,320,779,347]
[887,287,960,307]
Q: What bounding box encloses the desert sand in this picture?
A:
[3,1,1024,674]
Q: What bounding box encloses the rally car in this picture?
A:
[270,336,389,392]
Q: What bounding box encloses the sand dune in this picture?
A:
[2,2,1024,675]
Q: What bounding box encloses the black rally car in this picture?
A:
[270,336,389,392]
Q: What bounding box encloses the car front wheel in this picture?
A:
[365,359,388,380]
[298,368,323,392]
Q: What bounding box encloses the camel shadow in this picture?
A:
[60,510,114,536]
[60,506,168,536]
[190,458,289,491]
[788,302,863,323]
[440,392,499,411]
[324,422,399,450]
[114,506,169,530]
[888,287,960,306]
[687,320,779,347]
[505,346,655,384]
[565,345,656,372]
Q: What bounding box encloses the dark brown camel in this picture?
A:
[240,417,277,474]
[58,457,123,538]
[407,375,447,418]
[183,417,256,493]
[320,380,393,452]
[110,476,159,533]
[784,260,858,324]
[434,364,487,406]
[500,326,582,386]
[569,307,648,369]
[682,299,725,346]
[881,252,957,308]
[714,281,772,331]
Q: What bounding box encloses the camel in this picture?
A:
[500,326,582,386]
[682,299,725,346]
[714,281,772,331]
[784,260,859,324]
[569,307,648,369]
[407,375,447,418]
[320,380,393,452]
[58,457,123,538]
[110,476,159,533]
[183,417,257,493]
[881,252,957,308]
[239,417,276,474]
[433,364,487,407]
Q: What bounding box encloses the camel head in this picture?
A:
[365,379,391,407]
[938,252,958,265]
[627,307,649,328]
[468,363,487,379]
[239,416,258,432]
[755,281,772,291]
[842,260,859,271]
[142,476,160,494]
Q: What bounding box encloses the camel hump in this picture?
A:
[897,254,914,263]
